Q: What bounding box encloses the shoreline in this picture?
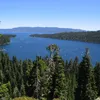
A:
[30,35,100,44]
[0,42,10,46]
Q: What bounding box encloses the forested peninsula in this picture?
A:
[30,31,100,44]
[0,44,100,100]
[0,34,16,45]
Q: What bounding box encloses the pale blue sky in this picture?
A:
[0,0,100,30]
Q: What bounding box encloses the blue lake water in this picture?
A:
[1,33,100,65]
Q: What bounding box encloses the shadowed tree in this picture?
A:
[76,48,97,100]
[94,63,100,96]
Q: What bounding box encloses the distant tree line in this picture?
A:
[30,31,100,44]
[0,44,100,100]
[0,34,16,45]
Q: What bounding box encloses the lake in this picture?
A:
[1,33,100,65]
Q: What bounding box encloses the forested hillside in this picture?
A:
[0,34,16,45]
[30,31,100,44]
[0,44,100,100]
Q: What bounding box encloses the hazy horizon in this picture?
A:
[0,0,100,31]
[0,26,86,30]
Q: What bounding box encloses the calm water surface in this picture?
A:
[1,33,100,65]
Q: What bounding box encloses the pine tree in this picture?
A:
[76,48,97,100]
[13,86,19,98]
[0,62,4,84]
[0,82,11,99]
[54,55,67,100]
[73,56,79,74]
[65,59,77,100]
[94,63,100,96]
[65,60,68,73]
[47,45,66,100]
[20,80,25,96]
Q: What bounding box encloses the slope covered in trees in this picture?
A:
[0,34,16,45]
[30,31,100,44]
[0,44,100,100]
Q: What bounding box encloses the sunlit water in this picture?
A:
[1,33,100,65]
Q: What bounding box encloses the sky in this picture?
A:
[0,0,100,30]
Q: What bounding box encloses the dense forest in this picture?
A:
[0,44,100,100]
[30,31,100,44]
[0,34,16,46]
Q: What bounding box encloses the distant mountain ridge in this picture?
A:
[0,27,85,34]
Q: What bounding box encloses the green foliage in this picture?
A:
[13,97,36,100]
[54,56,66,99]
[53,99,60,100]
[13,86,20,98]
[76,49,97,100]
[94,63,100,96]
[0,34,3,37]
[0,82,10,99]
[0,34,16,45]
[46,44,60,58]
[0,45,99,100]
[31,31,100,44]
